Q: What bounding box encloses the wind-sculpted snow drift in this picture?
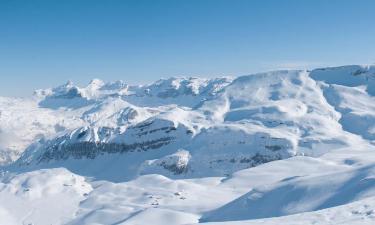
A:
[2,65,375,224]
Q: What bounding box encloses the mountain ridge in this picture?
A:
[1,65,374,178]
[3,64,375,224]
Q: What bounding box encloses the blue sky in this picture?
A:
[1,0,375,96]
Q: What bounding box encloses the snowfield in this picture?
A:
[2,65,375,224]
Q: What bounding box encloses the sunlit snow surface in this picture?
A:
[2,65,375,224]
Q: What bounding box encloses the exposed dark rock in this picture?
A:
[160,161,189,175]
[265,145,282,151]
[37,137,174,163]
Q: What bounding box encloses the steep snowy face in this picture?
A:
[311,65,375,95]
[200,70,349,154]
[311,65,375,142]
[138,77,232,100]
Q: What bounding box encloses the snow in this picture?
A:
[195,197,375,225]
[140,149,192,176]
[1,65,375,224]
[0,168,91,225]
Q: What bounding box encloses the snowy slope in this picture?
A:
[1,65,375,224]
[0,168,91,225]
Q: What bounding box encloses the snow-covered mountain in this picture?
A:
[2,65,375,224]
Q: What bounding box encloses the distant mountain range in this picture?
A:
[2,65,375,225]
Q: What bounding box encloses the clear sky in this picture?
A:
[1,0,375,96]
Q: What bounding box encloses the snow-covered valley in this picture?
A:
[2,65,375,224]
